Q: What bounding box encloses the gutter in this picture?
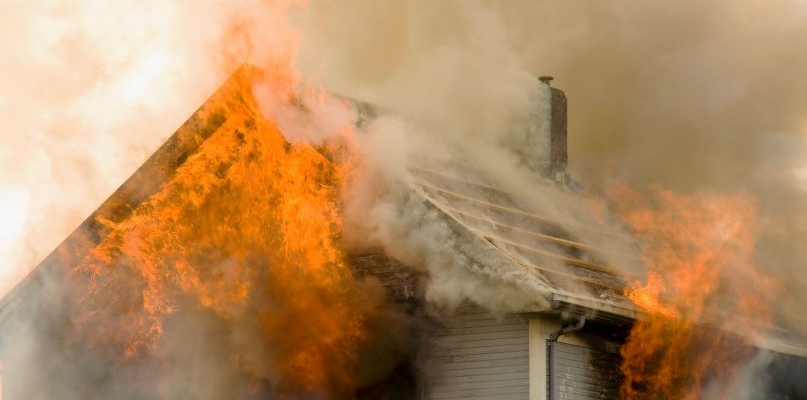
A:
[549,315,586,342]
[550,291,638,326]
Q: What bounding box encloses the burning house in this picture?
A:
[0,64,806,400]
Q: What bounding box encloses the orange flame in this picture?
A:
[611,184,774,399]
[68,66,375,397]
[626,272,678,319]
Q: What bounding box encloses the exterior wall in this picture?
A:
[547,342,620,399]
[529,316,622,400]
[424,305,529,400]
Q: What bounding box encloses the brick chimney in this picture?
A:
[539,76,569,179]
[538,76,568,181]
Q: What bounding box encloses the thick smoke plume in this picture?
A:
[294,0,629,313]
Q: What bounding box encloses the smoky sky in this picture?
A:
[295,0,807,337]
[498,0,807,332]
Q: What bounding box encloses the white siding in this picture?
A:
[425,306,529,400]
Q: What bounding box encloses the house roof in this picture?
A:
[407,157,640,320]
[1,63,805,357]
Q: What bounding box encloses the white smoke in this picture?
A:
[292,0,640,314]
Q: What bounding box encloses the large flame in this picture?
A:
[612,185,774,399]
[0,0,305,297]
[66,65,376,397]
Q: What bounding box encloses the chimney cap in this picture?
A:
[539,75,554,85]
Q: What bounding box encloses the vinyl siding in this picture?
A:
[547,341,621,400]
[425,307,529,400]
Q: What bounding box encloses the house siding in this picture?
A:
[547,341,621,400]
[425,307,529,400]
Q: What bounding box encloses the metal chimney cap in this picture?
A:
[539,75,554,84]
